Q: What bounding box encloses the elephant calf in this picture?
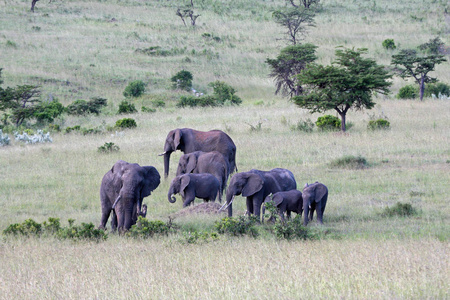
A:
[302,182,328,226]
[168,173,220,207]
[263,189,303,223]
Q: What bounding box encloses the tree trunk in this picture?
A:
[340,113,346,132]
[419,75,425,101]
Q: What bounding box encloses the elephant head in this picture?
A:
[223,172,264,217]
[176,152,198,175]
[160,129,183,178]
[168,174,190,204]
[302,182,328,225]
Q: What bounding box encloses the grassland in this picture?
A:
[0,0,449,298]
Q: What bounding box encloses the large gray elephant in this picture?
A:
[221,168,297,221]
[263,189,303,223]
[168,173,220,207]
[176,151,229,202]
[99,160,160,232]
[302,182,328,226]
[159,128,237,178]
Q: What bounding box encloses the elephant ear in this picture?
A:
[185,154,197,173]
[242,173,264,197]
[180,175,191,196]
[272,194,284,206]
[314,183,327,203]
[142,166,161,197]
[173,129,182,150]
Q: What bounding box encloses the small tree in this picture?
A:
[176,0,200,26]
[391,38,447,101]
[123,80,146,98]
[272,6,315,45]
[266,43,317,97]
[0,84,42,127]
[171,70,193,91]
[286,0,320,9]
[293,48,392,132]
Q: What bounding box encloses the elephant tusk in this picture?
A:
[158,151,166,156]
[112,195,122,209]
[218,195,234,212]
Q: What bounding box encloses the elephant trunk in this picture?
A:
[168,185,177,203]
[303,202,309,226]
[163,152,172,178]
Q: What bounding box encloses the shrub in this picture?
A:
[316,115,341,131]
[34,100,65,123]
[65,125,81,134]
[290,119,315,132]
[151,99,165,107]
[208,81,242,105]
[177,95,217,108]
[382,202,417,217]
[330,155,368,169]
[117,100,137,114]
[123,80,146,98]
[368,118,390,130]
[397,85,418,99]
[273,216,311,240]
[0,129,10,146]
[127,217,175,238]
[3,219,42,236]
[98,142,120,153]
[215,216,259,237]
[171,70,193,91]
[115,118,137,129]
[382,39,396,50]
[424,82,450,98]
[66,98,107,115]
[181,231,219,244]
[141,106,156,113]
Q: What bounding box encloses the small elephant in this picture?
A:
[302,182,328,226]
[263,190,303,223]
[168,173,220,207]
[176,151,229,202]
[99,160,160,232]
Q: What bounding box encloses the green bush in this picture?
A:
[215,216,259,237]
[382,39,396,50]
[290,119,315,132]
[34,100,65,123]
[424,82,450,98]
[368,118,390,130]
[115,118,137,129]
[177,95,217,108]
[208,81,242,105]
[397,85,418,99]
[141,106,156,113]
[181,231,219,244]
[3,219,42,236]
[330,155,368,169]
[273,216,311,240]
[66,97,107,115]
[151,99,165,108]
[382,202,417,217]
[171,70,193,91]
[65,125,81,134]
[316,115,341,131]
[123,80,146,98]
[117,100,137,114]
[98,142,120,153]
[127,217,175,238]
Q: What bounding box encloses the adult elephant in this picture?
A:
[302,182,328,226]
[221,168,297,221]
[159,128,237,179]
[176,151,229,202]
[99,160,160,232]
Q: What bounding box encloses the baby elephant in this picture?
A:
[302,182,328,226]
[263,190,303,223]
[168,173,220,207]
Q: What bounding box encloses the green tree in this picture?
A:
[293,48,392,132]
[266,43,317,97]
[272,6,315,45]
[171,70,193,91]
[0,84,42,127]
[391,39,447,101]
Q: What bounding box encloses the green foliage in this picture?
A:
[382,39,396,50]
[177,95,217,108]
[208,81,242,105]
[65,125,81,133]
[181,231,219,244]
[127,217,175,238]
[98,142,120,153]
[330,155,368,169]
[171,70,193,91]
[115,118,137,129]
[368,119,390,130]
[272,6,316,45]
[0,129,10,146]
[151,99,166,108]
[123,80,146,98]
[382,202,417,217]
[291,118,315,132]
[0,84,42,126]
[141,106,156,113]
[418,37,445,54]
[215,216,259,237]
[66,98,107,116]
[397,85,418,99]
[273,216,311,240]
[135,46,186,56]
[3,219,42,236]
[424,82,450,98]
[315,115,340,131]
[34,100,65,123]
[117,100,137,114]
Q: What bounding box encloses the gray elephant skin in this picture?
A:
[223,168,297,220]
[302,182,328,226]
[263,189,303,223]
[176,151,229,202]
[160,128,237,178]
[99,160,160,232]
[168,173,220,207]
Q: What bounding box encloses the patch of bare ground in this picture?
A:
[170,202,226,218]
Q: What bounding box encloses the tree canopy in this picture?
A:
[293,48,392,132]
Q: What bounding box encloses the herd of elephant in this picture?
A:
[98,128,328,232]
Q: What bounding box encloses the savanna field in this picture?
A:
[0,0,449,298]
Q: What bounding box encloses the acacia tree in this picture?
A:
[287,0,320,9]
[391,38,447,101]
[266,43,317,97]
[293,48,392,132]
[272,7,315,45]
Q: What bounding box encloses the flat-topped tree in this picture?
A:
[293,48,392,132]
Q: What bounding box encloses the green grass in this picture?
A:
[0,0,449,298]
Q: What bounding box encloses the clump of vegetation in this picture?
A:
[382,202,418,217]
[215,216,259,237]
[177,95,217,108]
[382,39,396,50]
[368,119,390,130]
[208,81,242,105]
[117,100,137,114]
[65,125,81,134]
[315,115,341,131]
[424,82,450,98]
[397,85,418,99]
[123,80,146,98]
[66,97,107,116]
[291,119,315,132]
[98,142,120,153]
[14,130,52,144]
[0,129,10,146]
[171,70,193,91]
[34,100,65,124]
[127,217,176,238]
[115,118,137,129]
[330,155,368,169]
[135,46,186,56]
[180,231,219,244]
[141,106,156,113]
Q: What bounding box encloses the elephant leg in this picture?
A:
[316,202,324,224]
[111,210,117,232]
[309,204,315,222]
[253,198,262,222]
[99,209,111,230]
[246,197,253,215]
[278,210,286,224]
[286,211,292,221]
[123,202,134,231]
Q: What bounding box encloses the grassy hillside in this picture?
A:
[0,0,449,298]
